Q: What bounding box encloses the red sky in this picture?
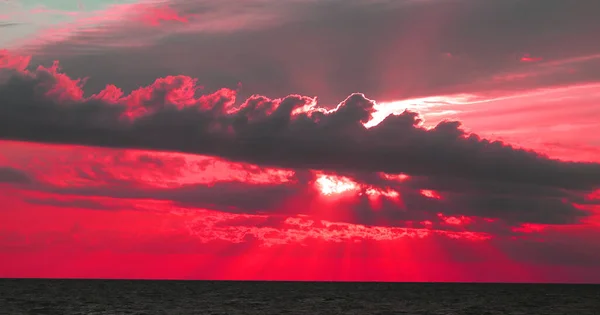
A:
[1,0,600,283]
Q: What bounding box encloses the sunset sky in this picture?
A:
[1,0,600,283]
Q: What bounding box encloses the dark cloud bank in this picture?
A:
[0,61,598,229]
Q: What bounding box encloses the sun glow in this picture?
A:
[587,189,600,201]
[420,189,442,199]
[363,94,478,128]
[314,173,401,203]
[315,174,360,196]
[365,187,400,199]
[380,172,410,182]
[437,213,472,226]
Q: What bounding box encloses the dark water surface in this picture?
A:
[0,279,598,314]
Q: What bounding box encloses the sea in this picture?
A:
[0,279,598,314]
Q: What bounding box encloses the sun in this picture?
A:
[314,172,402,205]
[315,174,360,196]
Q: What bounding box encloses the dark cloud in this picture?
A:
[23,197,123,211]
[29,166,593,229]
[0,66,599,192]
[0,167,31,184]
[494,226,600,267]
[38,180,301,215]
[24,0,600,104]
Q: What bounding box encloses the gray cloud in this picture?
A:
[1,83,594,227]
[1,66,599,191]
[23,197,123,211]
[29,165,594,229]
[0,23,20,28]
[22,0,600,104]
[0,167,31,184]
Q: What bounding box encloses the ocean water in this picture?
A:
[0,279,598,314]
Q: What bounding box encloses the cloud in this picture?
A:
[0,22,20,28]
[33,170,593,228]
[0,167,31,184]
[0,51,599,230]
[1,138,592,229]
[23,197,123,211]
[3,198,600,277]
[136,5,189,26]
[494,225,600,267]
[12,0,600,105]
[0,50,30,71]
[1,56,599,192]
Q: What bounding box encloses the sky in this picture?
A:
[1,0,600,283]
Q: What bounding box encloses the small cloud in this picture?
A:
[0,167,32,184]
[0,22,20,28]
[520,53,543,63]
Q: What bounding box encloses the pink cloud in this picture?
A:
[520,53,543,63]
[0,49,31,71]
[137,5,189,26]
